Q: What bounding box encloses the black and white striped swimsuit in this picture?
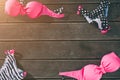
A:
[0,53,25,80]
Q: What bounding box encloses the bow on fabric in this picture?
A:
[5,0,64,18]
[59,52,120,80]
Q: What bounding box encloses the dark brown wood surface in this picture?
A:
[0,0,120,80]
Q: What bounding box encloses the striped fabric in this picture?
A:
[0,50,26,80]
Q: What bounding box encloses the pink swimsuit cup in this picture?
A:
[59,52,120,80]
[5,0,64,19]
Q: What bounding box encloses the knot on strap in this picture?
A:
[99,65,106,74]
[19,4,26,15]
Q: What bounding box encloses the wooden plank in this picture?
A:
[0,60,119,79]
[4,60,119,78]
[6,4,120,22]
[0,41,119,59]
[1,0,120,80]
[25,79,63,80]
[0,23,119,40]
[0,3,119,22]
[1,0,120,5]
[23,78,120,80]
[31,0,120,4]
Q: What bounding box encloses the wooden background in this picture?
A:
[0,0,120,80]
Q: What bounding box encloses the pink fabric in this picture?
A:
[5,0,64,18]
[59,52,120,80]
[101,30,108,34]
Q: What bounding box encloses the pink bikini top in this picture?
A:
[5,0,64,18]
[59,52,120,80]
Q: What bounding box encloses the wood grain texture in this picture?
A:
[0,22,119,40]
[1,0,120,5]
[0,0,119,80]
[23,78,120,80]
[0,60,117,79]
[0,3,120,22]
[0,41,120,59]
